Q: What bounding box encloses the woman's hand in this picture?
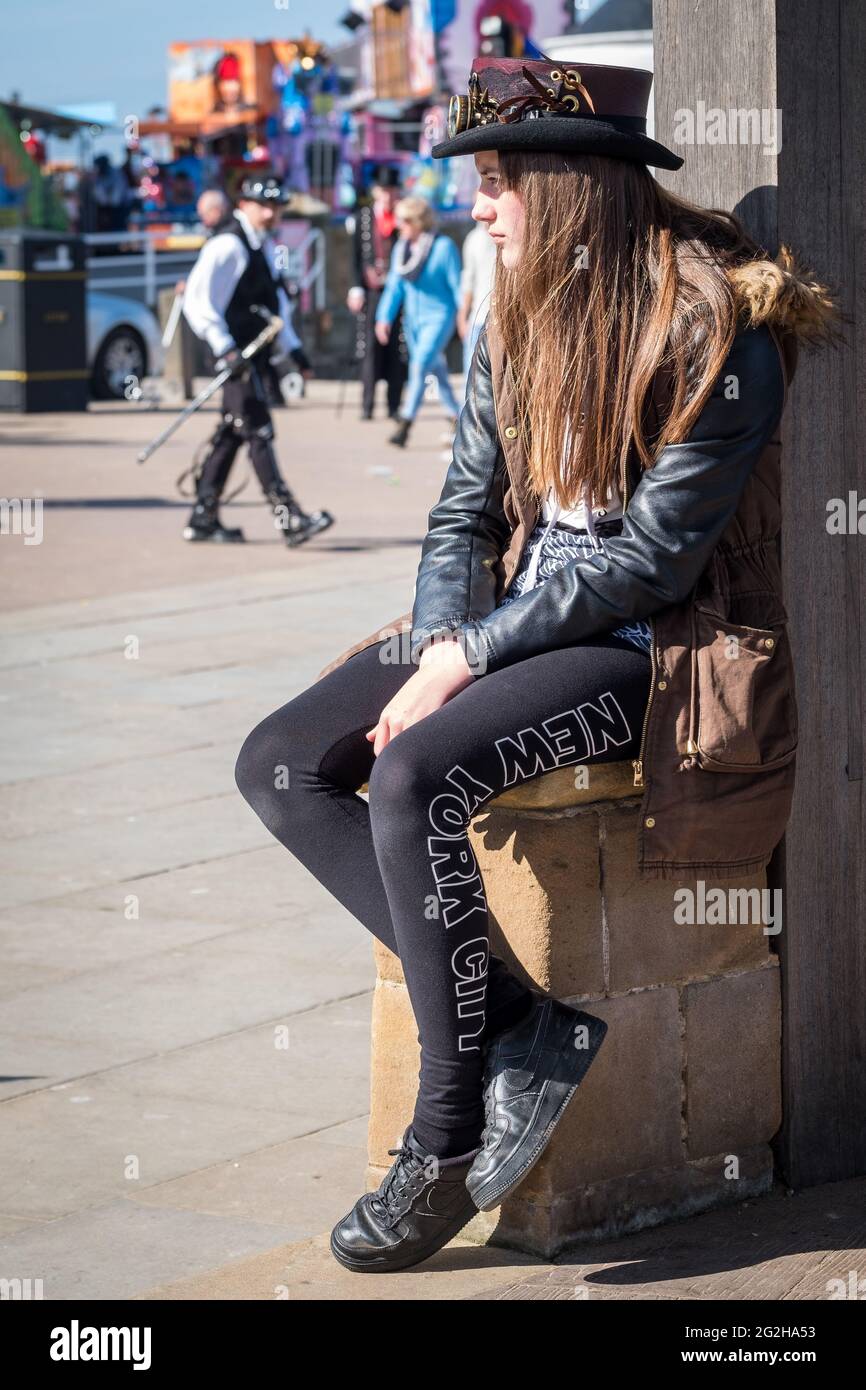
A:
[374,320,391,347]
[366,637,475,755]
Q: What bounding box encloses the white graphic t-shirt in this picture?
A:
[495,422,652,655]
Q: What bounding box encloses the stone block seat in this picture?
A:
[356,759,781,1260]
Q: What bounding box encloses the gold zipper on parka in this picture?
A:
[632,618,656,788]
[620,450,655,789]
[492,351,529,599]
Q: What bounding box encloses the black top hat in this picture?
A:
[370,164,403,189]
[431,57,683,171]
[238,174,288,204]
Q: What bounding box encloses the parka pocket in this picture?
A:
[688,604,798,771]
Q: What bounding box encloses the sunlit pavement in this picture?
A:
[0,380,468,1298]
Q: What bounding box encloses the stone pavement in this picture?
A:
[0,382,451,1300]
[1,382,863,1301]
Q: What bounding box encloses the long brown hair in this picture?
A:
[488,148,837,509]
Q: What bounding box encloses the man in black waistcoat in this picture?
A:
[345,165,408,420]
[181,175,334,544]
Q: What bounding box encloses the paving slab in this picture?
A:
[129,1116,373,1233]
[135,1231,549,1301]
[0,1198,295,1302]
[0,919,374,1066]
[0,744,243,839]
[28,844,334,927]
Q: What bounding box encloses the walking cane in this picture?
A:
[135,314,283,465]
[336,310,363,419]
[335,344,361,419]
[161,288,185,350]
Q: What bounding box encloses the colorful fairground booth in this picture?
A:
[137,38,356,215]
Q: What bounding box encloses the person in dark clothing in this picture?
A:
[90,154,129,235]
[181,175,334,545]
[345,165,409,420]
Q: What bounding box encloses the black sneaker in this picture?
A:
[268,490,335,547]
[465,994,608,1212]
[279,507,335,547]
[182,498,244,543]
[388,418,412,448]
[329,1125,481,1274]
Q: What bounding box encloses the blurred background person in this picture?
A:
[170,190,235,398]
[457,219,497,398]
[196,188,232,233]
[191,187,300,410]
[374,196,462,449]
[168,169,197,212]
[90,154,129,234]
[180,174,332,546]
[345,165,408,421]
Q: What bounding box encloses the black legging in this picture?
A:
[197,367,283,500]
[235,632,651,1158]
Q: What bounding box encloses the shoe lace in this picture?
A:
[369,1140,428,1226]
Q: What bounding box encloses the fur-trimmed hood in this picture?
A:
[728,245,841,344]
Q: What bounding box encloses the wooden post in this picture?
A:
[653,0,865,1186]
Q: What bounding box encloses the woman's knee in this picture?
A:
[234,708,298,818]
[367,735,450,823]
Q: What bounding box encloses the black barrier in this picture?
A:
[0,229,89,412]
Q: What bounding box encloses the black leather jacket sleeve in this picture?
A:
[409,323,511,663]
[447,321,783,678]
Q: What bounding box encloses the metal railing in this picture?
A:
[280,227,327,311]
[84,226,327,311]
[84,231,195,307]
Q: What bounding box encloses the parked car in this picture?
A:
[86,291,165,400]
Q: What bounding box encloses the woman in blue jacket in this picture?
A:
[374,195,463,448]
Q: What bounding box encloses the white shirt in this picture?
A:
[460,224,497,336]
[540,478,624,529]
[521,420,624,594]
[182,209,302,360]
[542,414,623,526]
